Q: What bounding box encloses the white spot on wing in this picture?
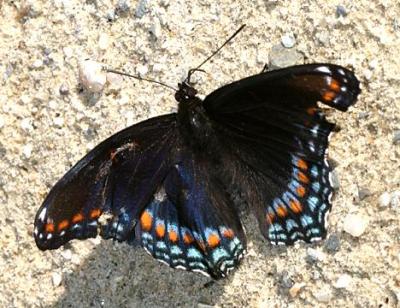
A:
[315,66,331,74]
[38,208,47,222]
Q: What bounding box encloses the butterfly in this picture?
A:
[34,62,360,279]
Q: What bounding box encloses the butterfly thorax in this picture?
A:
[176,82,218,152]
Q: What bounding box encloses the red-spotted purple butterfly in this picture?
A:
[34,29,360,279]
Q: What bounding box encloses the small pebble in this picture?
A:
[378,192,392,207]
[78,59,107,93]
[306,247,326,262]
[61,249,72,260]
[279,271,294,289]
[106,10,116,22]
[116,0,130,15]
[0,117,4,129]
[393,130,400,144]
[135,0,149,18]
[324,233,341,253]
[289,282,305,298]
[343,214,368,237]
[59,83,69,95]
[149,20,162,39]
[391,191,400,208]
[335,274,352,289]
[363,69,373,80]
[22,144,33,159]
[358,187,371,200]
[136,64,148,77]
[336,5,347,17]
[53,116,64,128]
[313,286,332,302]
[52,272,62,287]
[98,33,110,50]
[31,59,44,69]
[106,72,123,92]
[20,118,33,132]
[281,33,296,48]
[330,170,340,190]
[269,44,303,69]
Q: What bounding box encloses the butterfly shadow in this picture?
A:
[54,239,232,307]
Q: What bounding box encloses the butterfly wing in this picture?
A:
[203,64,360,245]
[34,114,177,250]
[133,149,246,279]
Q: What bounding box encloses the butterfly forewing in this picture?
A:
[203,64,360,245]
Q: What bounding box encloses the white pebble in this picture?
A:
[136,64,148,77]
[20,118,33,132]
[378,192,391,207]
[53,116,64,127]
[32,59,44,69]
[106,72,123,92]
[343,214,368,237]
[22,144,33,159]
[78,59,107,93]
[61,249,72,260]
[363,69,373,80]
[63,46,73,58]
[335,274,352,289]
[152,63,165,73]
[52,272,62,287]
[0,116,4,129]
[313,286,332,302]
[307,247,326,262]
[98,33,109,50]
[391,191,400,208]
[281,33,296,48]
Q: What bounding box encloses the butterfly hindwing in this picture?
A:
[34,114,177,250]
[134,150,246,278]
[203,64,360,245]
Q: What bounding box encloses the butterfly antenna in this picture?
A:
[186,24,246,83]
[106,68,178,91]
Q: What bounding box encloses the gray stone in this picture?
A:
[324,233,341,253]
[268,44,303,69]
[336,5,347,17]
[393,130,400,144]
[135,0,149,18]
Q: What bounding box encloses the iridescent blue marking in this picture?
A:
[290,231,303,240]
[286,219,298,232]
[323,187,330,194]
[318,203,327,223]
[312,182,321,193]
[300,215,313,227]
[277,233,287,241]
[170,246,183,256]
[167,222,179,233]
[188,262,207,270]
[211,248,230,263]
[307,196,319,212]
[272,223,283,232]
[311,165,319,177]
[187,248,203,260]
[306,228,321,237]
[156,241,167,250]
[141,232,152,241]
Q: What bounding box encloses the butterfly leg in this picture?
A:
[260,64,269,73]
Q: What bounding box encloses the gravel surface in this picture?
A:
[1,1,399,307]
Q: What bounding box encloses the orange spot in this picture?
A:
[329,79,341,92]
[276,205,287,218]
[222,228,234,239]
[290,200,303,213]
[140,211,152,231]
[72,213,84,224]
[298,171,310,184]
[266,213,275,225]
[169,230,178,243]
[183,232,194,244]
[155,223,165,238]
[45,223,55,233]
[297,159,308,170]
[207,233,221,248]
[89,208,101,219]
[58,220,69,231]
[306,107,317,115]
[322,90,336,102]
[296,185,306,197]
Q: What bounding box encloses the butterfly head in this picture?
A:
[175,82,198,104]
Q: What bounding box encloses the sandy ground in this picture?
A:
[0,0,399,307]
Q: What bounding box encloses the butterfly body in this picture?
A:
[34,64,360,278]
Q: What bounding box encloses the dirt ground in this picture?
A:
[0,1,399,307]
